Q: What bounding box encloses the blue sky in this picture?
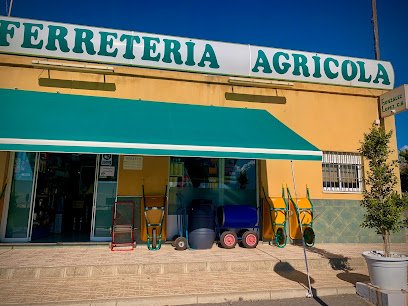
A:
[2,0,407,149]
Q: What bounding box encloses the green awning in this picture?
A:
[0,89,322,160]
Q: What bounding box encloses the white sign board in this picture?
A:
[99,166,115,178]
[380,84,408,118]
[123,156,143,170]
[0,16,394,89]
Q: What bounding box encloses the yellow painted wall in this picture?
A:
[117,156,169,196]
[262,160,324,198]
[117,155,169,241]
[0,54,400,204]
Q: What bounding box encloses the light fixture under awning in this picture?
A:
[0,89,322,161]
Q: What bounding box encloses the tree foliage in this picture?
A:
[359,125,408,257]
[400,149,408,193]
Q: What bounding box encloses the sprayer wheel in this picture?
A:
[241,230,259,248]
[220,231,237,249]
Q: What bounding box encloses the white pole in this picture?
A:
[7,0,13,16]
[290,160,313,298]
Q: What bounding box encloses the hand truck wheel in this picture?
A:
[219,231,237,249]
[241,230,258,248]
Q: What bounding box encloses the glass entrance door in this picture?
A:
[3,152,38,242]
[2,152,119,243]
[91,154,119,241]
[30,153,97,242]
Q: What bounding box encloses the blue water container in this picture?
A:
[217,205,258,228]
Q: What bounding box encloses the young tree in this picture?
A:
[400,149,408,193]
[359,125,408,257]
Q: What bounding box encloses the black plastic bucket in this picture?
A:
[188,200,215,231]
[188,228,216,249]
[188,199,215,249]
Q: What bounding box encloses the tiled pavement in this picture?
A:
[2,243,407,268]
[0,243,406,305]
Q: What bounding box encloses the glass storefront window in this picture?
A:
[5,152,37,239]
[223,159,256,190]
[222,159,257,206]
[168,157,257,215]
[93,155,118,238]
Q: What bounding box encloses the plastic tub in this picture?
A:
[217,205,257,228]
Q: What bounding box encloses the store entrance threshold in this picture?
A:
[0,241,108,247]
[31,232,91,243]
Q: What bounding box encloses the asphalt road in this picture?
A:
[181,294,372,306]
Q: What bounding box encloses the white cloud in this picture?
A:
[400,145,408,151]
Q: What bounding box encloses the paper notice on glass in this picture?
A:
[100,166,115,178]
[123,156,143,170]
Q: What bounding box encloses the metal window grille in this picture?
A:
[322,152,363,193]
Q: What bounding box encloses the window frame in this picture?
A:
[322,151,364,193]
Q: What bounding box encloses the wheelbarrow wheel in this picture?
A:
[303,227,315,247]
[275,227,286,247]
[219,231,237,249]
[152,228,157,249]
[241,230,258,248]
[174,236,188,251]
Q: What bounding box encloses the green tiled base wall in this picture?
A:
[312,199,406,243]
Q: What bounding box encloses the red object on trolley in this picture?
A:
[111,201,135,251]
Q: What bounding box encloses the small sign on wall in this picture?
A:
[100,166,115,178]
[380,84,408,118]
[123,156,143,170]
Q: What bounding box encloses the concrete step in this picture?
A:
[0,267,367,305]
[0,256,367,280]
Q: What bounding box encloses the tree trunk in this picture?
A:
[383,231,391,257]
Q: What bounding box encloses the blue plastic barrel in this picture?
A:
[217,205,257,228]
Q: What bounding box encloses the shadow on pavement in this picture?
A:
[311,288,329,306]
[273,261,315,287]
[295,245,370,286]
[300,245,352,271]
[336,272,370,285]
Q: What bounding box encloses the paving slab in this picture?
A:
[0,268,368,305]
[0,242,406,305]
[1,243,406,268]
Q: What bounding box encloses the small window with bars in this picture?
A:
[322,152,363,192]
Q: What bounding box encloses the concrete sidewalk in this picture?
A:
[0,243,406,305]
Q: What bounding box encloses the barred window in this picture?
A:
[322,152,363,192]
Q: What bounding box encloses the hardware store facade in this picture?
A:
[0,17,404,244]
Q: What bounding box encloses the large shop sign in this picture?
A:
[0,16,394,89]
[380,84,408,118]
